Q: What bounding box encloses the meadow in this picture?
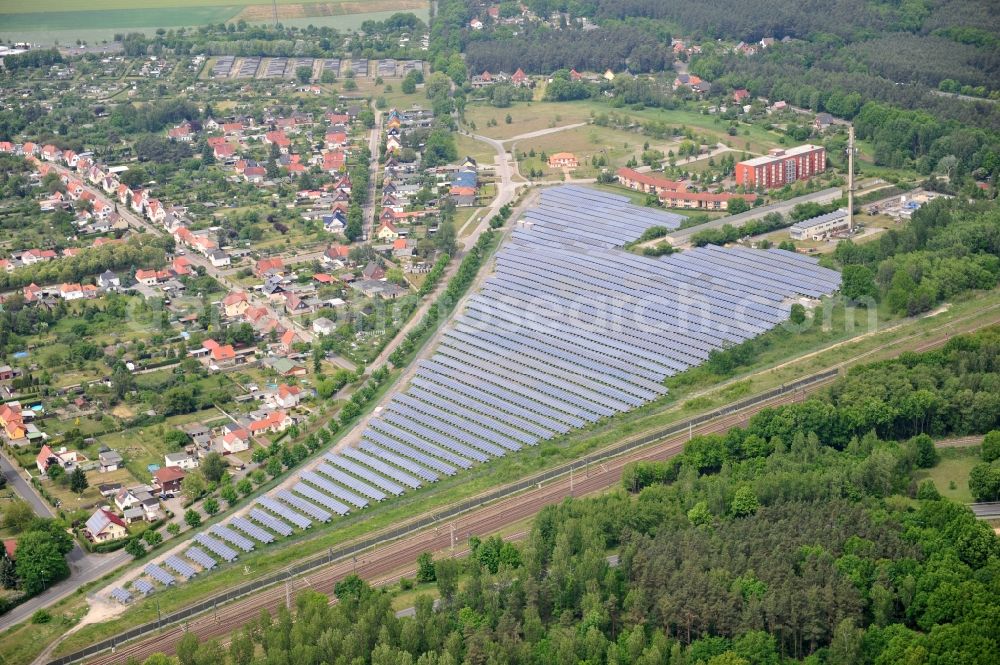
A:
[0,0,428,45]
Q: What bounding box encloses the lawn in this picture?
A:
[463,100,789,160]
[0,0,428,44]
[512,124,648,178]
[455,133,497,165]
[463,101,598,141]
[914,447,980,504]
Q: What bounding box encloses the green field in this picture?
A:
[0,0,429,45]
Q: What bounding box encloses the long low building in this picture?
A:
[616,167,687,194]
[789,208,850,241]
[659,189,757,211]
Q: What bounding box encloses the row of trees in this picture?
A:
[0,237,169,291]
[135,328,999,665]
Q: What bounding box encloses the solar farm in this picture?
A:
[111,186,840,602]
[207,57,423,79]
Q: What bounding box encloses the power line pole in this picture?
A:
[848,125,856,232]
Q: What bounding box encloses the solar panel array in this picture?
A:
[211,525,255,552]
[110,587,132,604]
[237,57,260,79]
[132,579,154,595]
[164,555,197,580]
[211,56,235,78]
[114,186,842,598]
[144,563,176,586]
[195,533,238,562]
[185,546,217,570]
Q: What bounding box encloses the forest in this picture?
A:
[463,24,673,74]
[833,198,1000,316]
[129,329,1000,665]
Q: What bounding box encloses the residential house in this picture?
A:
[269,384,303,409]
[616,167,687,194]
[84,509,128,543]
[548,152,578,168]
[59,283,85,300]
[375,221,399,242]
[209,250,231,267]
[312,317,336,336]
[222,291,250,318]
[164,451,199,470]
[362,261,386,280]
[814,113,834,131]
[278,329,300,354]
[97,270,121,290]
[152,466,186,494]
[263,357,307,377]
[248,409,292,435]
[98,450,123,472]
[254,257,284,278]
[220,427,250,454]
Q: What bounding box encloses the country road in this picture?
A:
[664,186,844,245]
[0,449,130,631]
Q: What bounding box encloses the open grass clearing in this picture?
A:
[455,133,497,165]
[464,101,597,141]
[914,447,980,504]
[512,124,647,177]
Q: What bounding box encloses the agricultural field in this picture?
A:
[0,0,429,45]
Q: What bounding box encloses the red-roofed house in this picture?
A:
[248,410,292,434]
[221,428,250,453]
[264,131,291,153]
[254,257,284,278]
[322,150,345,172]
[59,283,84,300]
[152,466,186,493]
[222,291,250,318]
[270,384,303,409]
[278,329,299,353]
[616,167,688,194]
[511,68,528,86]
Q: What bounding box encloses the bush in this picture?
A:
[982,430,1000,462]
[31,609,52,624]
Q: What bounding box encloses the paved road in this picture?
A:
[970,502,1000,519]
[0,449,53,518]
[0,450,130,631]
[502,122,587,143]
[664,186,844,245]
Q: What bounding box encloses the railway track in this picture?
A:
[75,389,811,665]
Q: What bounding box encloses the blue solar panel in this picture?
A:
[195,533,239,562]
[324,454,406,496]
[185,546,217,570]
[257,496,311,529]
[164,555,197,580]
[293,482,350,515]
[132,579,154,595]
[230,516,275,544]
[211,524,255,552]
[144,564,176,586]
[277,489,333,522]
[110,587,132,604]
[250,507,295,536]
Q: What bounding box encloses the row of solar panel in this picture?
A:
[112,187,841,604]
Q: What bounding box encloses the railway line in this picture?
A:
[72,387,813,665]
[55,301,1000,665]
